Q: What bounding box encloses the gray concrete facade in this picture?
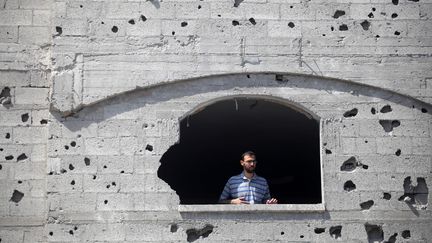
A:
[0,0,431,242]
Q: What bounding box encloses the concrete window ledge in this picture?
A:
[178,204,326,213]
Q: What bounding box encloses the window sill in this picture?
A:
[178,204,325,213]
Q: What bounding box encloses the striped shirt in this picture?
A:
[219,172,271,204]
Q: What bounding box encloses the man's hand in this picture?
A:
[231,197,249,204]
[266,198,278,204]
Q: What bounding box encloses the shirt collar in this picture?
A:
[240,172,257,180]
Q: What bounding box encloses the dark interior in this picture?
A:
[158,98,321,204]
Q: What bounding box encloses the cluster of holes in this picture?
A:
[379,120,400,133]
[398,176,428,208]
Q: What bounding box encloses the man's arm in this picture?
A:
[263,179,278,204]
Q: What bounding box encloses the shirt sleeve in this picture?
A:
[262,179,271,203]
[219,180,231,202]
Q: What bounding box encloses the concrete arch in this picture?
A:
[54,72,432,117]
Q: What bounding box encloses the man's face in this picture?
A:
[241,154,257,173]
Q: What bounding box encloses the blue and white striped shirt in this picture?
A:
[219,172,271,204]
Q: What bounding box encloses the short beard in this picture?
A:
[245,167,255,173]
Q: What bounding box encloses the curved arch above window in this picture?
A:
[158,96,323,208]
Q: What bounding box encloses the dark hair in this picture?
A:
[240,151,255,160]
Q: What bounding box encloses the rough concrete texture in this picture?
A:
[0,0,432,242]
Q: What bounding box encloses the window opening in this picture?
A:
[158,98,321,204]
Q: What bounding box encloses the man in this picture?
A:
[219,151,278,204]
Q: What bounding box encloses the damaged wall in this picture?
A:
[0,0,431,242]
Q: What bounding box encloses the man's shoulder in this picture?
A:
[229,174,243,180]
[254,174,268,183]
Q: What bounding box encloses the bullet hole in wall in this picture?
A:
[394,31,400,36]
[186,224,214,242]
[333,10,346,19]
[49,232,53,236]
[70,180,75,185]
[40,119,48,124]
[401,230,410,239]
[387,233,397,243]
[55,26,62,36]
[21,113,29,122]
[146,144,153,151]
[84,157,90,166]
[0,164,2,170]
[343,108,358,117]
[275,74,284,81]
[17,180,22,184]
[111,26,118,33]
[64,145,69,150]
[361,20,371,31]
[233,0,243,7]
[172,31,175,35]
[198,5,201,9]
[70,141,76,147]
[181,21,188,27]
[365,224,384,243]
[344,180,356,191]
[383,192,391,200]
[368,12,374,18]
[314,228,325,234]
[10,190,24,203]
[5,133,10,139]
[141,15,147,22]
[299,235,304,238]
[325,149,332,154]
[331,26,335,31]
[360,200,374,210]
[371,107,376,114]
[17,153,28,161]
[288,22,295,28]
[128,19,135,25]
[421,108,427,113]
[232,20,240,26]
[391,13,398,18]
[329,226,342,239]
[372,8,376,12]
[69,164,75,170]
[339,24,348,31]
[170,224,178,233]
[60,169,67,174]
[93,175,97,180]
[280,231,284,235]
[380,105,392,113]
[104,199,108,204]
[392,0,399,5]
[0,87,12,107]
[395,149,401,156]
[379,120,400,132]
[340,157,360,172]
[398,177,428,208]
[249,18,256,25]
[5,155,13,160]
[69,230,74,235]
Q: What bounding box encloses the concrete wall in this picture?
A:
[0,0,431,242]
